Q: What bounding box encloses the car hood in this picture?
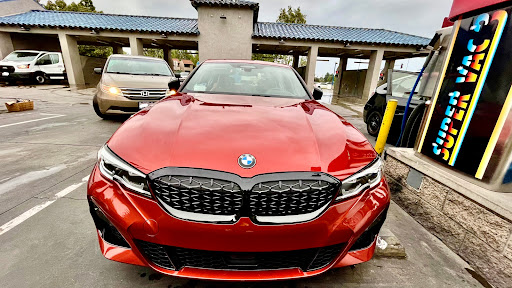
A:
[108,93,377,179]
[101,73,173,89]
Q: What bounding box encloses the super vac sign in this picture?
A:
[419,6,512,179]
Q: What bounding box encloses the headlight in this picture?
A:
[101,84,122,96]
[17,64,30,69]
[166,89,176,96]
[97,145,151,198]
[335,158,383,202]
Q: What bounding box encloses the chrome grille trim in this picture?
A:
[120,87,167,100]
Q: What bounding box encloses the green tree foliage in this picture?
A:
[44,0,102,13]
[277,6,307,24]
[324,72,334,83]
[79,45,113,58]
[45,0,109,57]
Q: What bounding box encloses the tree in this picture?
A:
[277,6,307,24]
[44,0,102,13]
[324,72,334,83]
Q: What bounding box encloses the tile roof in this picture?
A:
[0,10,199,34]
[190,0,259,9]
[254,22,430,46]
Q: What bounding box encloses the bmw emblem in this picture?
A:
[238,154,256,169]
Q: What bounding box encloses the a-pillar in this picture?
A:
[0,32,14,60]
[333,57,347,97]
[112,45,124,55]
[362,49,384,100]
[305,46,318,91]
[58,33,85,89]
[129,37,143,56]
[292,54,300,70]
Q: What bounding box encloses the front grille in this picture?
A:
[149,168,340,224]
[0,65,15,73]
[138,241,175,270]
[250,180,337,216]
[152,176,243,216]
[136,240,343,272]
[120,88,167,100]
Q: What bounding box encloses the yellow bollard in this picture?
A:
[375,100,398,155]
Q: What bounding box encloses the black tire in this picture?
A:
[366,111,383,137]
[33,72,48,85]
[93,98,109,119]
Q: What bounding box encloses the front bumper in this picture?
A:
[95,90,165,115]
[87,165,390,280]
[0,72,31,81]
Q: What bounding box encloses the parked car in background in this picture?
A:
[0,50,66,84]
[93,54,176,119]
[363,71,426,140]
[88,60,390,281]
[178,71,190,82]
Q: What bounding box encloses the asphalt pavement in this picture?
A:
[0,85,482,287]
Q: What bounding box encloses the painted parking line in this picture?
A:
[0,114,65,129]
[0,175,89,236]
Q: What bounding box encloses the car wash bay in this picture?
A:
[0,85,483,287]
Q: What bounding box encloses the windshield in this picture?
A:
[182,62,309,99]
[4,52,40,62]
[106,57,172,76]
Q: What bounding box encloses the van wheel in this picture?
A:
[93,99,108,119]
[33,73,48,85]
[367,111,383,137]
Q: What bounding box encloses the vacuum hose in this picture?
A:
[396,33,442,146]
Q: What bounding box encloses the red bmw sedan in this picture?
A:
[87,60,390,281]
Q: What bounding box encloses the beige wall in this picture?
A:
[0,32,14,60]
[197,6,253,62]
[11,33,61,52]
[80,56,107,86]
[0,0,44,17]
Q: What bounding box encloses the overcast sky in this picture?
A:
[41,0,454,76]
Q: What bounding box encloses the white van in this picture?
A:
[0,50,66,84]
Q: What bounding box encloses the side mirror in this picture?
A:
[312,87,323,100]
[94,68,103,74]
[175,73,181,79]
[168,78,181,93]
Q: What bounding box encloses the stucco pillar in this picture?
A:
[0,32,14,60]
[292,54,300,70]
[112,45,124,55]
[380,59,395,86]
[333,57,347,97]
[362,49,384,100]
[163,47,173,68]
[129,37,143,56]
[305,46,318,92]
[58,33,85,88]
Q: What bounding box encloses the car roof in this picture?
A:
[12,50,47,53]
[203,59,291,69]
[108,54,167,61]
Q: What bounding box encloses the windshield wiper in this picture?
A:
[107,72,132,75]
[142,73,170,76]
